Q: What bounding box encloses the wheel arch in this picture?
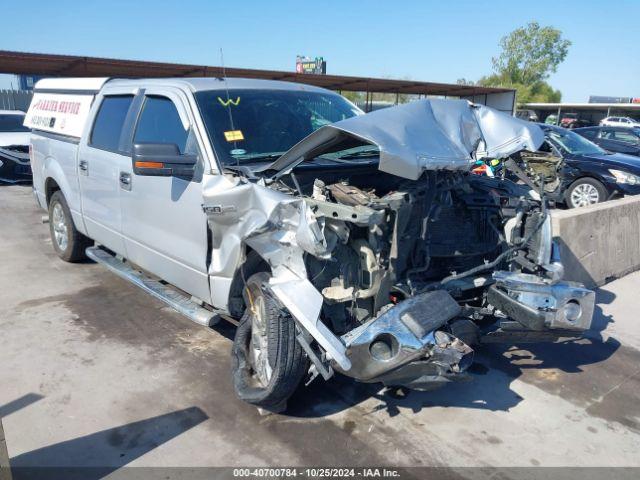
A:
[567,173,612,193]
[44,176,61,206]
[42,157,87,235]
[226,246,272,319]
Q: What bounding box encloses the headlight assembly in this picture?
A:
[609,169,640,185]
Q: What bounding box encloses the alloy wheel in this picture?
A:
[570,183,600,208]
[52,203,69,251]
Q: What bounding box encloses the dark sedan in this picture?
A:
[516,125,640,208]
[573,126,640,157]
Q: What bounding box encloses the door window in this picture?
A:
[612,130,640,145]
[134,96,189,153]
[90,95,134,152]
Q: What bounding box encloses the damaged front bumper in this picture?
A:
[488,271,595,332]
[332,271,594,390]
[336,290,473,390]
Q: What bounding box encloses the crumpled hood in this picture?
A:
[265,99,545,180]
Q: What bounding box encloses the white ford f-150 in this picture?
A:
[26,77,595,412]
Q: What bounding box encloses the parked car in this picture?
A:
[599,116,640,128]
[544,114,559,125]
[0,110,31,183]
[516,109,538,122]
[26,78,594,412]
[574,126,640,156]
[559,113,590,129]
[513,124,640,208]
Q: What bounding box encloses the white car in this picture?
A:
[599,116,640,128]
[0,110,31,182]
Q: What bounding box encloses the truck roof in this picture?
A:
[36,77,334,95]
[109,77,334,94]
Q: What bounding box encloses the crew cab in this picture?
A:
[27,77,595,412]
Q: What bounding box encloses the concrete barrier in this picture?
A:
[551,195,640,288]
[0,420,11,480]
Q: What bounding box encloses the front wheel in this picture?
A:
[231,272,308,412]
[48,190,92,262]
[566,178,607,208]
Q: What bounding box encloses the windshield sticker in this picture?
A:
[224,130,244,142]
[230,149,247,155]
[218,96,240,107]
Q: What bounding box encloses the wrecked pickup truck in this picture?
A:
[27,77,595,412]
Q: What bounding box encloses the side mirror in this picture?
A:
[132,143,197,177]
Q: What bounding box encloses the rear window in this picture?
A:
[0,114,29,132]
[90,95,134,152]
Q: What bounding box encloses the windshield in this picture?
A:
[0,114,29,133]
[546,128,605,155]
[195,89,361,165]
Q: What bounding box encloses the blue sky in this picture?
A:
[2,0,638,102]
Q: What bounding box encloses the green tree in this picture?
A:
[480,21,570,103]
[478,74,562,103]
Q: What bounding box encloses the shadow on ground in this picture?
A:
[285,285,623,419]
[0,394,44,418]
[9,407,208,480]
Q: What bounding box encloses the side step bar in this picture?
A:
[86,246,219,327]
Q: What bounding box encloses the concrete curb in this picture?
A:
[0,420,12,480]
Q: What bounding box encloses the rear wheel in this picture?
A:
[566,178,607,208]
[231,272,308,412]
[48,190,92,262]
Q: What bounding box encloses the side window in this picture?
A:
[613,131,640,144]
[580,129,596,139]
[134,96,189,153]
[90,95,134,152]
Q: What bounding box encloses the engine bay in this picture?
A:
[269,167,552,338]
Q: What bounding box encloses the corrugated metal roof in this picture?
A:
[0,50,514,97]
[524,102,640,110]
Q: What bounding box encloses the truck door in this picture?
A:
[77,91,137,256]
[119,88,212,304]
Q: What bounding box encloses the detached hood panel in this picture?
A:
[266,99,545,180]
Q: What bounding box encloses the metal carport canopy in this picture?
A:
[0,50,513,97]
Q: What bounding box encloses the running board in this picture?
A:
[86,246,219,327]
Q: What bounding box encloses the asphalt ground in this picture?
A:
[1,184,639,479]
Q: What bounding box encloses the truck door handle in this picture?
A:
[119,171,132,191]
[79,160,88,175]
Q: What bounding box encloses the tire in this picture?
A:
[231,272,308,411]
[565,178,608,209]
[48,190,92,262]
